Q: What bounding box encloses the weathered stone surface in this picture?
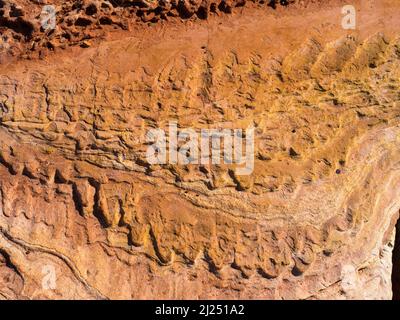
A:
[0,0,400,299]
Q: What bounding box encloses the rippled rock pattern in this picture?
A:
[0,0,400,299]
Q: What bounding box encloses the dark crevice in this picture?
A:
[392,215,400,300]
[54,169,68,183]
[0,153,16,175]
[0,17,34,39]
[21,166,36,179]
[203,250,221,276]
[0,248,24,279]
[228,169,246,191]
[87,178,109,228]
[71,182,85,216]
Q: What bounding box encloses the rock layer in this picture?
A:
[0,0,400,299]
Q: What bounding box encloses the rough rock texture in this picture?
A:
[0,0,311,61]
[0,0,400,299]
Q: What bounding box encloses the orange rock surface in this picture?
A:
[0,0,400,299]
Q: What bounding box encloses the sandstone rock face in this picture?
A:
[0,0,400,299]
